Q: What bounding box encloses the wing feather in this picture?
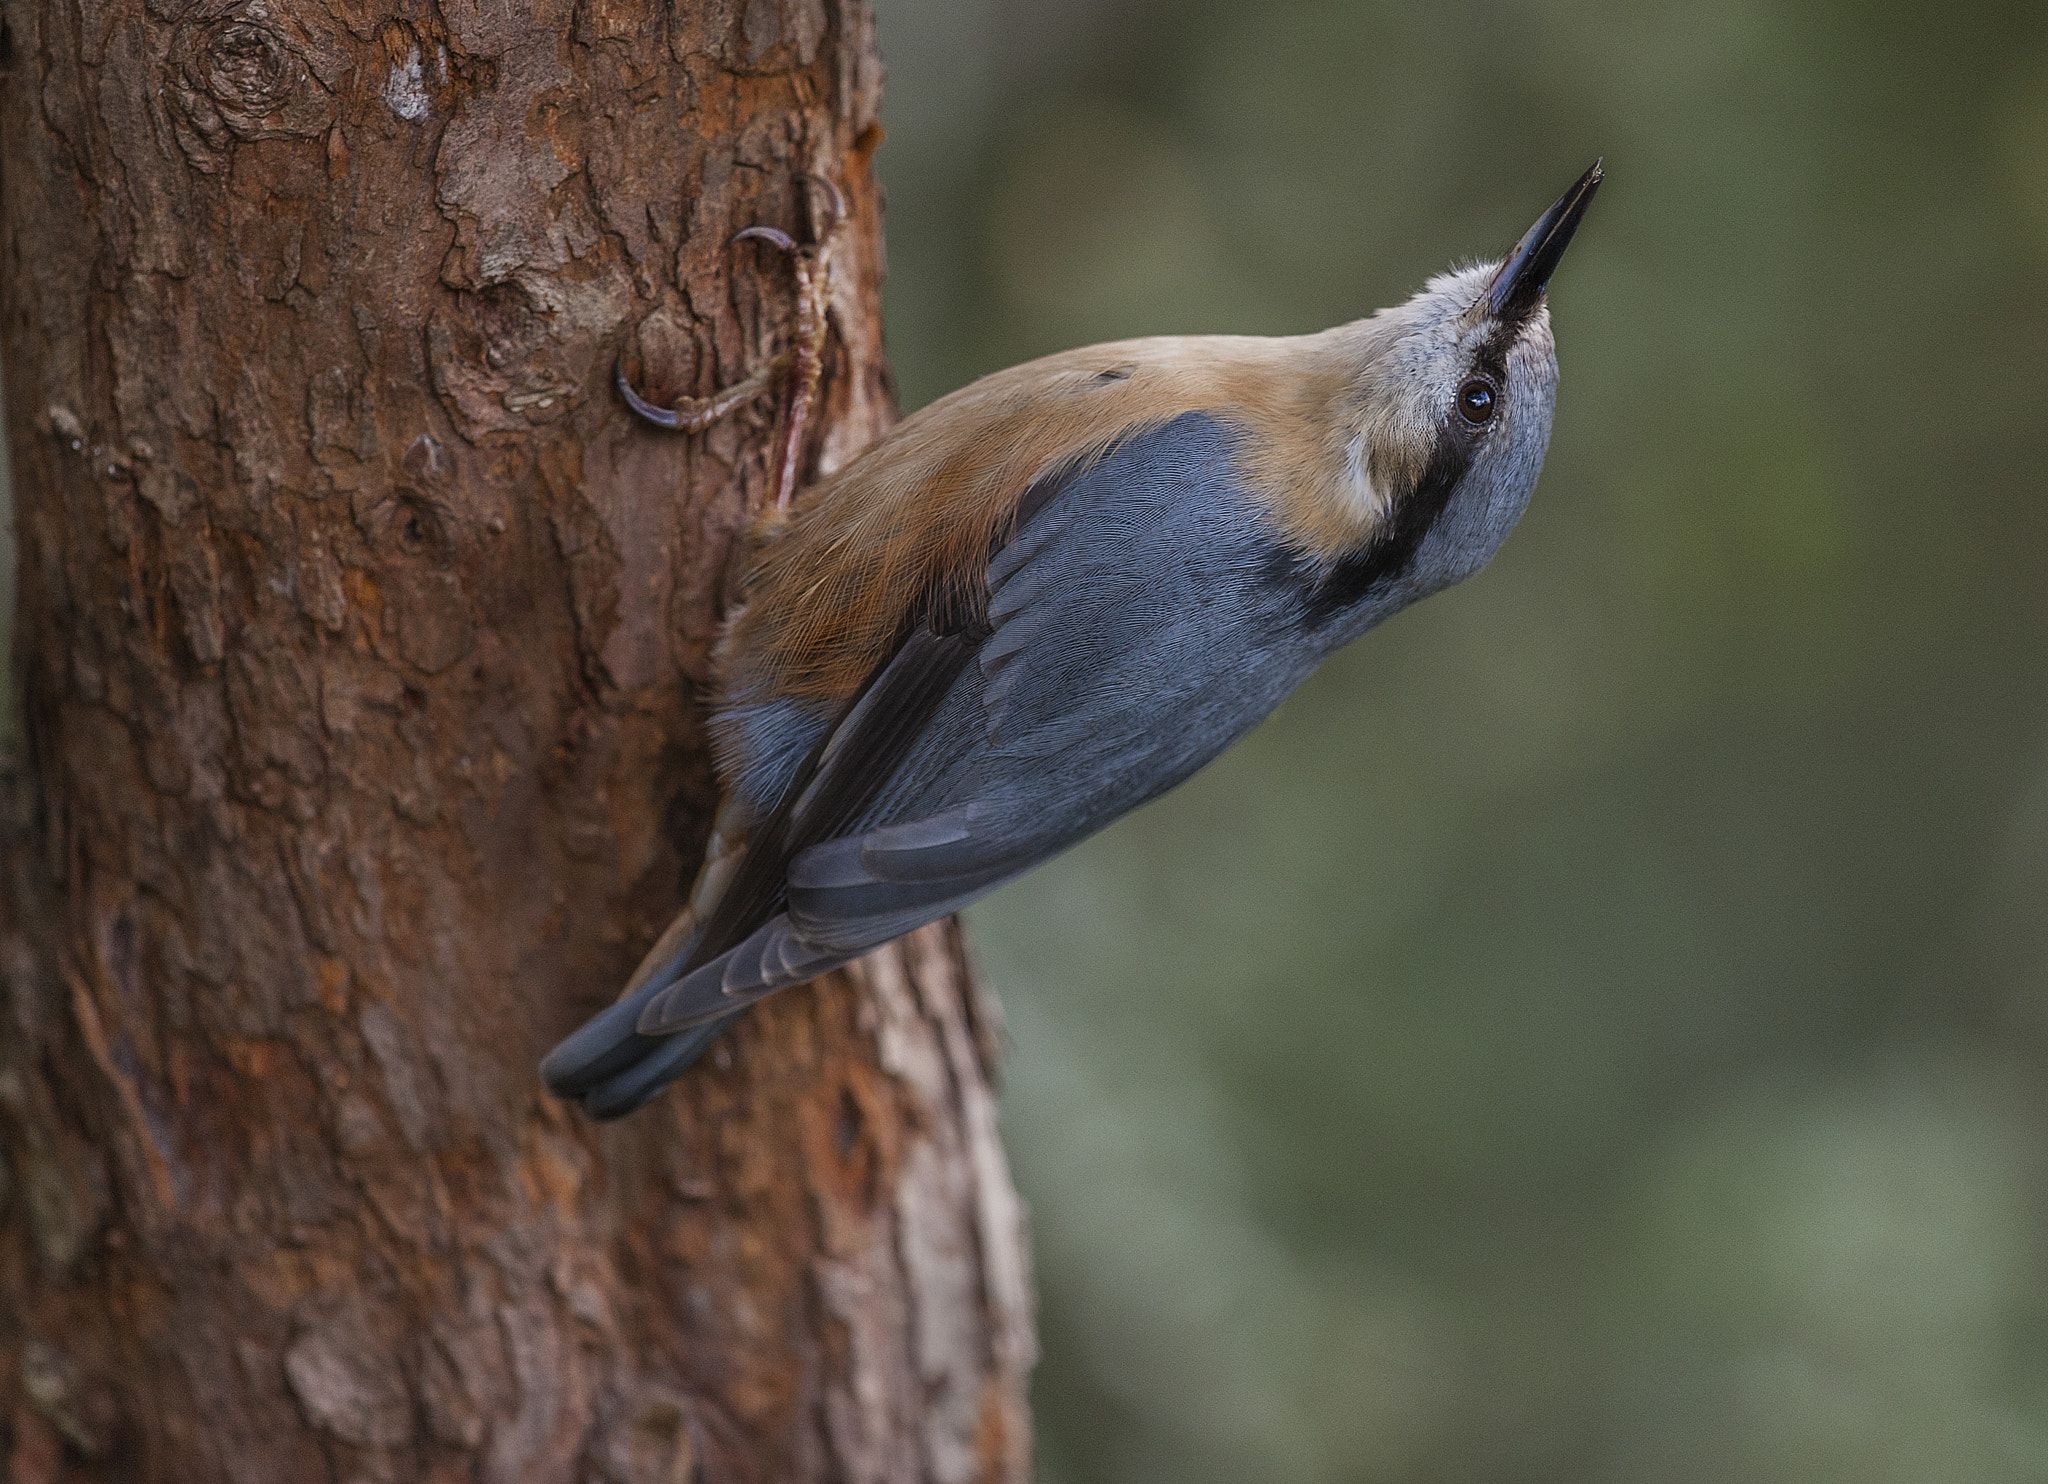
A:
[633,412,1319,1036]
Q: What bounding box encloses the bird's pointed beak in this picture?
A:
[1484,160,1603,319]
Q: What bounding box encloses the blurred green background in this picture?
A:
[868,0,2048,1480]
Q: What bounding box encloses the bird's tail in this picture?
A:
[539,794,753,1118]
[542,1002,739,1119]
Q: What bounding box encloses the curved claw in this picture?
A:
[732,224,798,254]
[616,355,682,430]
[794,171,847,235]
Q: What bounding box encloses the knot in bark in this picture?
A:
[201,20,301,112]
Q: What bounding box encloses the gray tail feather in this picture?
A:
[539,973,742,1119]
[577,1012,740,1119]
[540,947,743,1119]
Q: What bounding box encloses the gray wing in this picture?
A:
[637,410,1324,1033]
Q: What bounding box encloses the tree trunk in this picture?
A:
[0,2,1034,1481]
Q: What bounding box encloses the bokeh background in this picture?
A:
[868,1,2048,1480]
[5,1,2048,1478]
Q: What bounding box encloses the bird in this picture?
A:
[544,161,1603,1119]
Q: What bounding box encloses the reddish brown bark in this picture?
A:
[0,2,1035,1481]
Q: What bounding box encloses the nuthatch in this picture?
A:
[545,161,1603,1118]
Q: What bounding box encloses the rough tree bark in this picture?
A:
[0,2,1035,1481]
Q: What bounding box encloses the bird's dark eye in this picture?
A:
[1456,378,1497,426]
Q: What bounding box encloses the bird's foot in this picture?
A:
[614,350,789,432]
[618,173,846,512]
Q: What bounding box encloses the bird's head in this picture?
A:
[1323,161,1601,607]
